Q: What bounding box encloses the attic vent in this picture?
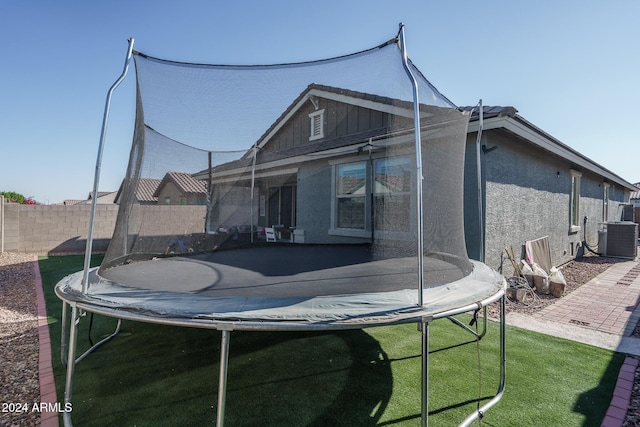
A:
[309,109,324,141]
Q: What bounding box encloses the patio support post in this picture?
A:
[216,327,232,427]
[81,38,134,292]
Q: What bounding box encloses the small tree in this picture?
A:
[0,191,37,204]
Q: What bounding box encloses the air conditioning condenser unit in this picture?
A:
[605,221,638,259]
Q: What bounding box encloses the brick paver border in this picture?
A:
[34,260,60,427]
[601,356,638,427]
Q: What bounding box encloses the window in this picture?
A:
[336,162,366,229]
[603,182,610,222]
[308,109,324,141]
[570,170,581,231]
[179,197,187,205]
[164,197,171,205]
[332,157,412,236]
[374,158,411,232]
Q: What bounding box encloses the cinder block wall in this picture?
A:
[1,204,119,254]
[0,203,209,255]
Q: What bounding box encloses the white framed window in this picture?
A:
[374,157,412,232]
[603,182,610,222]
[330,156,413,238]
[335,162,366,230]
[308,109,325,141]
[570,169,581,232]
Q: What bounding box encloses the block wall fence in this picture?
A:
[0,199,207,255]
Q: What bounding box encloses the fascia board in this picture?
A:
[469,116,636,191]
[311,89,415,119]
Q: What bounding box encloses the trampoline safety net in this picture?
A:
[97,36,487,307]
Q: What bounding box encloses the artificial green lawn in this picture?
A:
[39,255,624,426]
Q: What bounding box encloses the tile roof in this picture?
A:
[153,172,207,197]
[459,105,518,120]
[136,178,162,202]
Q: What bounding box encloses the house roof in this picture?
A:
[87,191,114,200]
[63,191,118,205]
[153,172,207,197]
[200,86,636,194]
[195,84,424,179]
[631,184,640,200]
[251,83,441,156]
[134,178,162,203]
[463,105,637,192]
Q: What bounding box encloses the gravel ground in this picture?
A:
[0,252,638,425]
[489,253,624,317]
[0,252,39,427]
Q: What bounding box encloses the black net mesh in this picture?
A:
[101,37,472,290]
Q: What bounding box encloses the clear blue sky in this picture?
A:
[2,0,638,204]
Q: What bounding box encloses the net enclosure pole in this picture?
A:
[398,23,425,305]
[475,100,485,262]
[81,38,135,292]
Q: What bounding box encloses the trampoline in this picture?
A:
[56,24,506,427]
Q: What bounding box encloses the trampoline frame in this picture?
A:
[58,280,505,427]
[58,25,506,427]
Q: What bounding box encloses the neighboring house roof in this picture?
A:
[136,178,162,202]
[153,172,207,197]
[88,191,114,200]
[114,178,162,204]
[630,184,640,200]
[78,191,118,204]
[462,106,638,192]
[63,193,117,205]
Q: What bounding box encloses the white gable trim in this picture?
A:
[256,88,417,151]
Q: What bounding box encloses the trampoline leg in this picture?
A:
[421,319,429,427]
[74,319,122,365]
[61,302,69,368]
[447,305,488,340]
[217,329,231,427]
[458,295,506,427]
[62,305,81,427]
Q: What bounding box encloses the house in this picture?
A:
[631,183,640,232]
[115,173,207,206]
[115,178,161,205]
[153,171,207,205]
[195,83,455,251]
[462,106,637,272]
[195,83,636,273]
[62,191,117,206]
